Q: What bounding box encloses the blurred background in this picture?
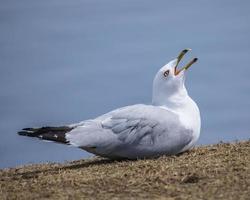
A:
[0,0,250,169]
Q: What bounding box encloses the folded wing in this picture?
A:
[66,104,193,158]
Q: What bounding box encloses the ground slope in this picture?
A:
[0,141,249,200]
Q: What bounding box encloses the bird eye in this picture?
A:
[163,70,170,77]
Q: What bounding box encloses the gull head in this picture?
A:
[152,49,198,106]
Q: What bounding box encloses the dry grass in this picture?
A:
[0,141,250,200]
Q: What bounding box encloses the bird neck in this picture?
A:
[152,85,189,109]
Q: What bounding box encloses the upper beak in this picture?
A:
[175,48,198,75]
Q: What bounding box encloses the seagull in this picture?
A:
[18,49,200,159]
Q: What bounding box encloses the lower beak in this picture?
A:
[175,49,198,75]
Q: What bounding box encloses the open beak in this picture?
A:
[175,48,198,76]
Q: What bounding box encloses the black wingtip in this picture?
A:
[17,126,73,144]
[22,128,33,131]
[17,129,36,136]
[17,131,26,136]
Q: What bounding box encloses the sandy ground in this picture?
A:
[0,140,249,200]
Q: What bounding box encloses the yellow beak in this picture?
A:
[175,49,198,75]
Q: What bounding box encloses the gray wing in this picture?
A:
[100,104,183,145]
[66,104,192,156]
[102,116,158,145]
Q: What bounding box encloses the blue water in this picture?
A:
[0,0,250,169]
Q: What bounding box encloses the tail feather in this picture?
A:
[18,126,74,144]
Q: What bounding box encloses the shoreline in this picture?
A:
[1,140,249,199]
